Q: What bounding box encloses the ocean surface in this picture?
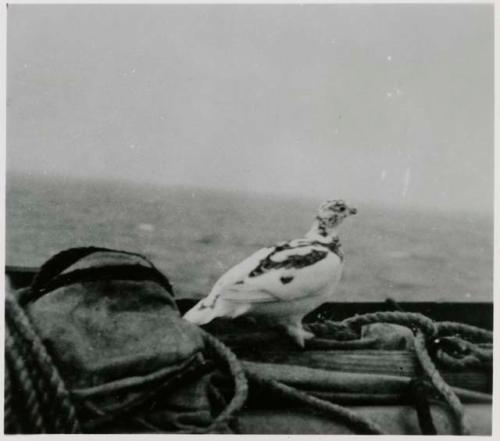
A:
[6,174,493,302]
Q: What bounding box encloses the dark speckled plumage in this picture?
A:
[248,237,343,279]
[280,276,294,284]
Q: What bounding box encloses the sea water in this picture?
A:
[6,174,493,302]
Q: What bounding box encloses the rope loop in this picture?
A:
[434,337,492,370]
[435,350,485,370]
[432,323,492,371]
[196,331,249,433]
[336,310,492,435]
[437,321,493,343]
[341,311,439,338]
[414,330,471,435]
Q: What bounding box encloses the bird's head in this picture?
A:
[316,199,357,233]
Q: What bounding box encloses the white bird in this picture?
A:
[183,199,358,347]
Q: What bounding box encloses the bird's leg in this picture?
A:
[281,319,315,348]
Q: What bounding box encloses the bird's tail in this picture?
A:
[183,301,218,325]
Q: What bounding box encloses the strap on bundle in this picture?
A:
[5,292,492,435]
[5,289,250,434]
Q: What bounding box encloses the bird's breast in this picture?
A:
[247,294,328,320]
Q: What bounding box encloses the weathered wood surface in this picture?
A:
[241,352,491,394]
[202,318,492,394]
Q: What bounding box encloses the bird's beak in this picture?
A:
[350,208,358,215]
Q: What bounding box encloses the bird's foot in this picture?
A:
[285,325,315,348]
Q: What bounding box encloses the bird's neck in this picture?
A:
[305,219,339,242]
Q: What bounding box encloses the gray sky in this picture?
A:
[7,4,493,212]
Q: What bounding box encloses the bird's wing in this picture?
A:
[203,245,277,301]
[215,242,343,304]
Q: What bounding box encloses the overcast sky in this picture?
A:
[7,4,493,212]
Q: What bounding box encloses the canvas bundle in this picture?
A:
[11,247,240,433]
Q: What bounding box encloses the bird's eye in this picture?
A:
[339,207,346,212]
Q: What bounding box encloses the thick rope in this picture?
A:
[338,311,485,435]
[434,336,492,370]
[83,333,249,434]
[342,311,438,337]
[414,330,470,435]
[8,311,78,433]
[436,351,484,370]
[246,370,384,434]
[4,362,21,434]
[5,293,82,433]
[437,321,493,342]
[5,327,46,433]
[196,330,249,433]
[4,362,13,432]
[340,312,492,370]
[79,357,215,432]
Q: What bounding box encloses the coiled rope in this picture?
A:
[5,292,81,433]
[414,330,471,435]
[196,331,249,433]
[340,311,492,435]
[5,293,492,435]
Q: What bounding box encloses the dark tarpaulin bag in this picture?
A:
[9,247,246,433]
